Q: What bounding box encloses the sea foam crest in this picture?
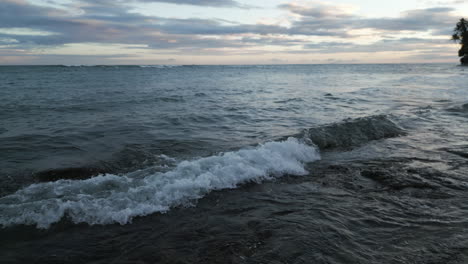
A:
[0,138,320,229]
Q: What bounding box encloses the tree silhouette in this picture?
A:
[452,18,468,65]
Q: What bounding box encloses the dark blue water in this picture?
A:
[1,64,468,263]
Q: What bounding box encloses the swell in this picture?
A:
[0,138,319,228]
[0,115,406,229]
[303,115,406,150]
[27,115,405,182]
[446,103,468,116]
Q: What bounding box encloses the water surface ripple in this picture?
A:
[1,64,468,263]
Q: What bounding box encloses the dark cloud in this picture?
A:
[138,0,243,7]
[0,53,135,65]
[0,0,243,49]
[279,2,354,37]
[278,3,354,19]
[74,0,244,8]
[155,19,290,35]
[0,0,346,50]
[0,0,79,29]
[0,0,461,63]
[353,7,456,32]
[280,3,458,36]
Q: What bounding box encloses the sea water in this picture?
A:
[1,64,468,263]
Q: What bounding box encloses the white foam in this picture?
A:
[0,138,320,229]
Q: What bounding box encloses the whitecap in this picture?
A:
[0,138,320,229]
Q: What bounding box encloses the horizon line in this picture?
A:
[0,62,457,67]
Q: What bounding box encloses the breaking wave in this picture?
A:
[0,138,319,229]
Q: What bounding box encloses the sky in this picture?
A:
[0,0,467,65]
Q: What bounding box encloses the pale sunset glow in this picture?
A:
[0,0,466,64]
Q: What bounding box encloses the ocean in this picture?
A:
[1,64,467,263]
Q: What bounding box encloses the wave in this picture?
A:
[139,65,181,68]
[65,65,124,67]
[32,151,178,183]
[447,103,468,115]
[304,115,406,149]
[53,65,182,69]
[274,98,305,104]
[0,138,319,229]
[34,167,107,182]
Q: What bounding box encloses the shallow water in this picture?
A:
[1,64,468,263]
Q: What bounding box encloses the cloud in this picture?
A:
[302,37,454,54]
[269,58,288,63]
[0,0,463,64]
[0,0,347,50]
[279,2,355,37]
[278,2,355,19]
[353,7,457,32]
[74,0,245,8]
[138,0,243,7]
[281,2,458,35]
[423,0,466,5]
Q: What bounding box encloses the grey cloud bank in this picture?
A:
[0,0,462,64]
